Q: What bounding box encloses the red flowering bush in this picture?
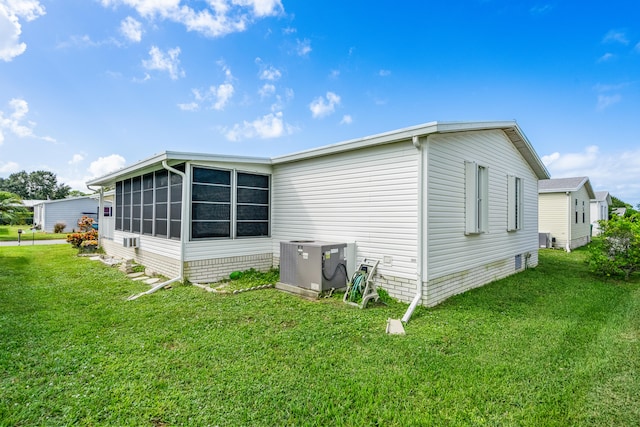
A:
[67,216,98,250]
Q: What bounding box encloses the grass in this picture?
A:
[0,224,69,241]
[1,246,639,426]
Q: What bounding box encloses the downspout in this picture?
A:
[162,160,187,280]
[566,192,571,252]
[401,135,427,324]
[87,184,103,247]
[128,161,187,301]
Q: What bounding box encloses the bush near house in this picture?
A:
[66,216,98,251]
[53,222,66,233]
[589,212,640,280]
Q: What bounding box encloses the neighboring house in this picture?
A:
[590,190,612,236]
[612,207,627,217]
[538,177,595,251]
[33,196,108,233]
[87,120,549,308]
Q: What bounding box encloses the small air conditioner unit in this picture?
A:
[280,241,349,292]
[123,237,138,248]
[538,232,551,248]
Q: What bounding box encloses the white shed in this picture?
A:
[88,120,549,308]
[33,196,102,233]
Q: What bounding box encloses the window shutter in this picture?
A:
[465,161,478,234]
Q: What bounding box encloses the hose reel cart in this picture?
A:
[343,258,379,308]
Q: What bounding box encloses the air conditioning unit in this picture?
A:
[280,241,349,292]
[123,236,138,248]
[539,232,551,248]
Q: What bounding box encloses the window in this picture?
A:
[582,200,585,223]
[191,167,270,240]
[465,161,488,234]
[507,175,523,231]
[115,165,183,239]
[236,172,270,237]
[191,167,231,239]
[575,198,579,224]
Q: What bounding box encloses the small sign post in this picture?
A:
[17,228,22,246]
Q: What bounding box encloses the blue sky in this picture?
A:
[1,0,639,205]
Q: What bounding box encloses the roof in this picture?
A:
[272,120,550,179]
[87,151,271,186]
[87,120,550,186]
[32,196,99,206]
[593,191,611,203]
[538,177,596,199]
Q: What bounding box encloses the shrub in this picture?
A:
[588,212,640,280]
[66,216,98,250]
[53,222,66,233]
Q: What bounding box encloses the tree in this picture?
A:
[0,170,71,200]
[588,212,640,280]
[0,191,28,225]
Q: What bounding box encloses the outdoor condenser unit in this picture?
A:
[280,241,348,292]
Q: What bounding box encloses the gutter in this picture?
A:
[401,135,427,324]
[566,191,572,252]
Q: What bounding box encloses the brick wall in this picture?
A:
[185,253,274,283]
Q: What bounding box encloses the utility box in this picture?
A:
[280,241,348,292]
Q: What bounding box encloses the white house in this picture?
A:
[590,190,612,236]
[33,196,106,233]
[87,120,549,308]
[538,177,595,251]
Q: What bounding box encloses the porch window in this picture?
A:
[114,164,183,239]
[191,167,270,240]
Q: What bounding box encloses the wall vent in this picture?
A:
[123,237,138,248]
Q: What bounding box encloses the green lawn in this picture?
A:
[1,246,638,426]
[0,224,68,241]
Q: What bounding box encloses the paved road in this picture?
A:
[0,239,68,247]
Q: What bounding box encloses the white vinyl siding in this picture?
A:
[539,192,569,249]
[427,130,540,282]
[272,143,419,281]
[507,175,523,231]
[34,198,99,233]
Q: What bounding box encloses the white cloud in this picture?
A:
[0,0,45,61]
[259,83,276,98]
[179,62,235,111]
[597,94,621,111]
[340,115,352,125]
[177,102,199,111]
[212,83,234,110]
[603,29,629,45]
[0,161,19,173]
[379,69,391,77]
[309,92,341,118]
[100,0,282,38]
[88,154,126,178]
[542,145,640,205]
[69,154,85,165]
[259,65,282,81]
[597,53,615,62]
[224,111,294,141]
[142,45,185,80]
[0,98,55,143]
[329,69,340,79]
[296,38,311,56]
[120,16,142,42]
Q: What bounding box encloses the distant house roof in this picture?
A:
[593,191,612,203]
[32,196,97,206]
[22,200,47,208]
[538,176,596,199]
[612,207,627,216]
